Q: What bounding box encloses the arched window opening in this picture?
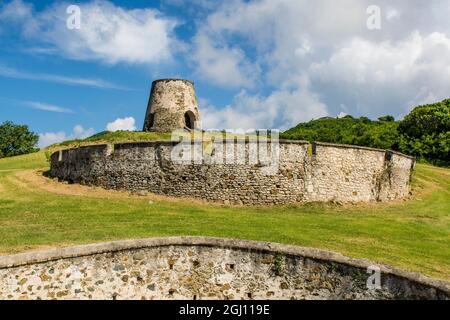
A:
[184,111,196,129]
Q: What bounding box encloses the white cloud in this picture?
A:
[192,0,450,124]
[202,76,328,130]
[38,132,67,149]
[202,0,450,50]
[386,8,401,21]
[0,65,129,90]
[309,32,450,117]
[106,117,136,132]
[1,0,179,64]
[73,125,95,138]
[0,0,32,21]
[191,32,260,88]
[38,125,95,148]
[39,117,137,148]
[4,0,450,129]
[24,101,74,114]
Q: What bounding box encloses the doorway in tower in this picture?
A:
[184,111,196,129]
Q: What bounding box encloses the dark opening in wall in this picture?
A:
[184,111,196,129]
[147,113,155,128]
[312,142,317,155]
[385,150,393,161]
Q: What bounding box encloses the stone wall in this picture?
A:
[0,237,448,300]
[49,140,415,205]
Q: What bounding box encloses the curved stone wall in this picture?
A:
[49,140,415,205]
[0,237,448,300]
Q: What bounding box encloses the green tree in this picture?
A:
[398,99,450,164]
[281,115,399,150]
[281,99,450,166]
[378,115,395,122]
[0,121,39,158]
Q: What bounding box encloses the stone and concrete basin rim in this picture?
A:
[0,236,447,294]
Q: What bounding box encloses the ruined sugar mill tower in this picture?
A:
[143,79,201,132]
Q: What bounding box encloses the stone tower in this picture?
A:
[143,79,201,132]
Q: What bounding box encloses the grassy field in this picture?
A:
[0,150,449,281]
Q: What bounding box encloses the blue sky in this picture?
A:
[1,0,450,147]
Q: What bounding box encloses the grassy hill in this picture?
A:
[0,150,449,280]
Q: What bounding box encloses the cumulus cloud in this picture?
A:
[193,0,450,123]
[106,117,136,132]
[386,7,401,21]
[309,32,450,117]
[1,0,179,64]
[72,125,95,138]
[191,32,260,88]
[38,132,67,149]
[202,0,450,50]
[38,125,95,148]
[202,76,328,130]
[4,0,450,128]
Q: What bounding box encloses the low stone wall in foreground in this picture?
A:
[0,237,448,300]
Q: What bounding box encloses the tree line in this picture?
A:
[281,99,450,166]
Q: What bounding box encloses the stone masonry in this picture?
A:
[0,237,448,300]
[49,140,415,205]
[143,79,201,132]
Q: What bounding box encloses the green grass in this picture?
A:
[48,131,172,149]
[0,151,449,281]
[0,152,47,171]
[48,130,264,151]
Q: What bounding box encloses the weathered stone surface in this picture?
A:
[143,79,201,132]
[49,140,415,205]
[0,237,447,300]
